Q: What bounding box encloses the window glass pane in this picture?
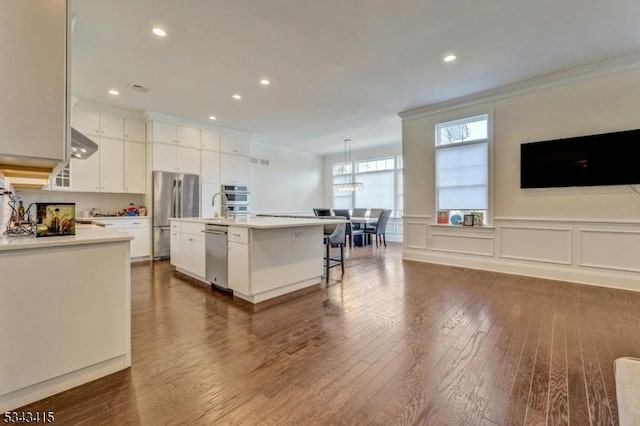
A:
[436,115,488,146]
[333,162,352,175]
[332,175,353,209]
[354,171,394,209]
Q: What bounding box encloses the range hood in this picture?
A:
[70,127,98,159]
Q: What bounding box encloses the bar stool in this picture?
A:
[323,217,346,282]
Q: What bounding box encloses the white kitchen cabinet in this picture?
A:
[177,146,201,175]
[220,153,250,185]
[201,182,221,218]
[73,109,123,139]
[0,0,69,167]
[152,142,178,172]
[151,121,200,148]
[71,143,101,192]
[201,150,221,183]
[124,117,145,142]
[94,218,151,259]
[170,229,182,268]
[99,138,124,192]
[202,130,220,151]
[220,133,250,156]
[124,141,146,193]
[228,241,250,294]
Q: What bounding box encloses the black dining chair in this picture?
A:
[364,209,392,248]
[323,217,346,282]
[333,209,363,248]
[313,208,333,217]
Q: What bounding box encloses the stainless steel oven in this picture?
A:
[221,184,249,216]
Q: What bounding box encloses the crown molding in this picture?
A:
[398,52,640,121]
[74,98,145,119]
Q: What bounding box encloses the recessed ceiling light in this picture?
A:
[152,27,167,37]
[208,115,216,121]
[108,89,119,95]
[260,79,271,86]
[232,94,242,100]
[443,54,457,63]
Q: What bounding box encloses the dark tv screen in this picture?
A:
[520,129,640,188]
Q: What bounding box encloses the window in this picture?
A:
[435,115,488,220]
[331,155,403,216]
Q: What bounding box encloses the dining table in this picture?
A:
[350,216,379,246]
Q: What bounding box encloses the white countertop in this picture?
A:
[76,216,151,221]
[171,216,346,229]
[0,225,133,252]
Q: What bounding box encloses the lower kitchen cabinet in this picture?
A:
[170,220,206,280]
[228,241,249,294]
[94,218,151,259]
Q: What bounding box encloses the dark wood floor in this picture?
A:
[19,243,640,425]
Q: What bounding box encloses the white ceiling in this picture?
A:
[71,0,640,154]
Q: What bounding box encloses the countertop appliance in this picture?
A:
[153,171,200,259]
[204,224,228,289]
[221,184,249,217]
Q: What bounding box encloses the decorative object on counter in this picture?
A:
[437,210,449,224]
[127,202,137,216]
[463,214,475,226]
[35,203,75,237]
[2,192,35,236]
[450,212,462,225]
[139,206,147,216]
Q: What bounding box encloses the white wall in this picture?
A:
[14,190,146,217]
[322,143,402,206]
[249,142,323,214]
[402,65,640,290]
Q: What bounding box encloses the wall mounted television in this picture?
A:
[520,129,640,189]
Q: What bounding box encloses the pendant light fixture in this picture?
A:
[334,138,364,192]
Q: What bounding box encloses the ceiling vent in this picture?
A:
[128,83,150,93]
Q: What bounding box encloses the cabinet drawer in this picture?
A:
[119,218,150,229]
[228,227,248,244]
[181,221,205,235]
[170,221,180,231]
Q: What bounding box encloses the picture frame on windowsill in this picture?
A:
[463,214,475,226]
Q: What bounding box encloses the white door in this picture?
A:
[152,121,177,144]
[202,130,220,151]
[220,153,249,184]
[99,138,124,192]
[179,233,193,271]
[228,242,250,293]
[124,117,146,142]
[124,141,146,193]
[177,125,200,149]
[71,143,100,192]
[170,230,181,267]
[191,234,206,278]
[73,109,100,137]
[99,113,124,139]
[176,146,201,175]
[201,150,220,183]
[152,142,177,172]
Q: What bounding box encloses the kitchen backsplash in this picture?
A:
[15,190,146,217]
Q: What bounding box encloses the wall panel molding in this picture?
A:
[499,225,572,265]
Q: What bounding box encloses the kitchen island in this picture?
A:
[170,216,345,303]
[0,226,132,411]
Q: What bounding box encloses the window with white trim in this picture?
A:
[435,114,488,224]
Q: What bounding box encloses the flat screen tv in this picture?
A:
[520,129,640,189]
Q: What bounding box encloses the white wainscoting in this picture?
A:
[403,216,640,291]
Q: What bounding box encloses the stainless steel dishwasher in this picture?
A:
[204,224,229,289]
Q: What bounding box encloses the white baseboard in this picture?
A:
[402,248,640,292]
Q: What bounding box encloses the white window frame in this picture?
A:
[434,112,493,225]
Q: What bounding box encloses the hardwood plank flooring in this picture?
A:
[17,243,640,425]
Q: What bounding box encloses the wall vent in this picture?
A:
[260,159,270,166]
[249,157,258,164]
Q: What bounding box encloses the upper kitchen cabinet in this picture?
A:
[220,133,250,156]
[150,121,200,149]
[124,117,145,142]
[0,0,69,169]
[220,153,249,185]
[73,109,123,140]
[202,130,220,151]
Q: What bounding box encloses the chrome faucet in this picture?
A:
[211,192,229,219]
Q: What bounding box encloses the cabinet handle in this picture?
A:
[101,130,104,134]
[132,222,140,225]
[232,233,241,237]
[95,186,99,190]
[233,149,238,153]
[188,238,194,242]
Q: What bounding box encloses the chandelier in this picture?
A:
[334,138,363,192]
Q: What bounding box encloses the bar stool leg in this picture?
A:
[325,242,330,282]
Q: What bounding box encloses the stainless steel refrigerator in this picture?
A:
[153,171,200,259]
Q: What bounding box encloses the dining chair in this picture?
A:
[313,208,333,217]
[364,209,392,247]
[333,209,363,248]
[351,208,367,218]
[323,217,346,283]
[349,208,368,246]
